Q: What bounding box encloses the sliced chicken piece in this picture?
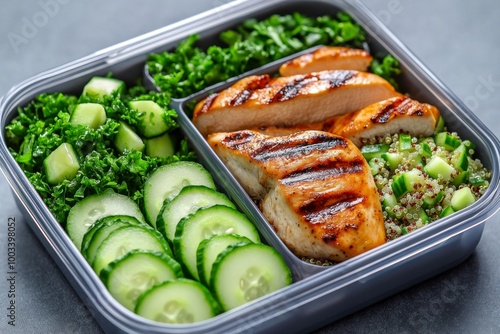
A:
[193,70,402,136]
[323,96,441,146]
[208,130,386,262]
[253,97,441,146]
[279,46,373,76]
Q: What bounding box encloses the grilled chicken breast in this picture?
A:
[208,130,386,262]
[193,70,401,136]
[254,97,441,146]
[279,46,373,76]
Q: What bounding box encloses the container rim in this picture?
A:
[1,0,500,332]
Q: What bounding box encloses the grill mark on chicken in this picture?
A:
[230,89,252,106]
[371,97,409,123]
[251,134,348,161]
[221,130,257,149]
[271,71,356,103]
[230,75,272,106]
[198,93,218,115]
[281,160,364,185]
[299,193,364,225]
[271,76,319,102]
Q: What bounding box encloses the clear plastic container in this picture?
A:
[1,0,499,333]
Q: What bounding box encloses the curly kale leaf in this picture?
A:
[148,12,367,97]
[6,85,194,224]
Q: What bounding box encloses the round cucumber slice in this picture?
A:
[157,185,236,242]
[92,225,171,275]
[66,190,146,250]
[143,161,216,227]
[100,250,183,311]
[81,215,145,259]
[84,218,152,264]
[210,243,292,311]
[135,278,220,324]
[196,234,252,286]
[173,205,260,280]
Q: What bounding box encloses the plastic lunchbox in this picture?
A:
[1,0,499,333]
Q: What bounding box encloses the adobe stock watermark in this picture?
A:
[463,74,500,112]
[376,0,413,26]
[7,0,72,54]
[403,277,467,333]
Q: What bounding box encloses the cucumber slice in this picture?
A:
[92,225,172,275]
[66,190,145,250]
[115,122,145,153]
[210,243,292,311]
[452,144,469,172]
[417,208,430,224]
[382,152,403,172]
[407,152,424,170]
[70,103,106,129]
[434,116,445,134]
[424,156,454,181]
[391,169,424,199]
[360,143,390,161]
[196,234,252,286]
[368,157,385,176]
[422,191,444,209]
[174,205,261,281]
[450,187,476,211]
[435,132,461,150]
[399,133,413,151]
[84,219,143,264]
[44,142,80,185]
[81,215,144,256]
[145,132,175,158]
[135,278,220,324]
[452,170,470,186]
[382,192,398,218]
[100,250,183,311]
[130,100,170,138]
[157,186,236,242]
[82,77,125,98]
[440,205,455,218]
[143,161,216,227]
[419,138,433,158]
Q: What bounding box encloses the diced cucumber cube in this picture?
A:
[382,193,398,218]
[452,170,470,186]
[368,157,385,176]
[417,208,430,224]
[407,152,424,169]
[450,187,476,211]
[399,133,413,151]
[145,132,175,158]
[440,205,455,218]
[462,139,476,153]
[44,143,80,185]
[435,132,461,150]
[130,100,169,138]
[115,122,145,153]
[419,140,433,158]
[361,143,390,161]
[382,152,403,172]
[82,77,125,98]
[391,169,423,199]
[434,116,446,134]
[70,103,106,129]
[422,191,444,209]
[452,144,469,172]
[424,156,454,181]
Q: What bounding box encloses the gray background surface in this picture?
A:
[1,0,499,333]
